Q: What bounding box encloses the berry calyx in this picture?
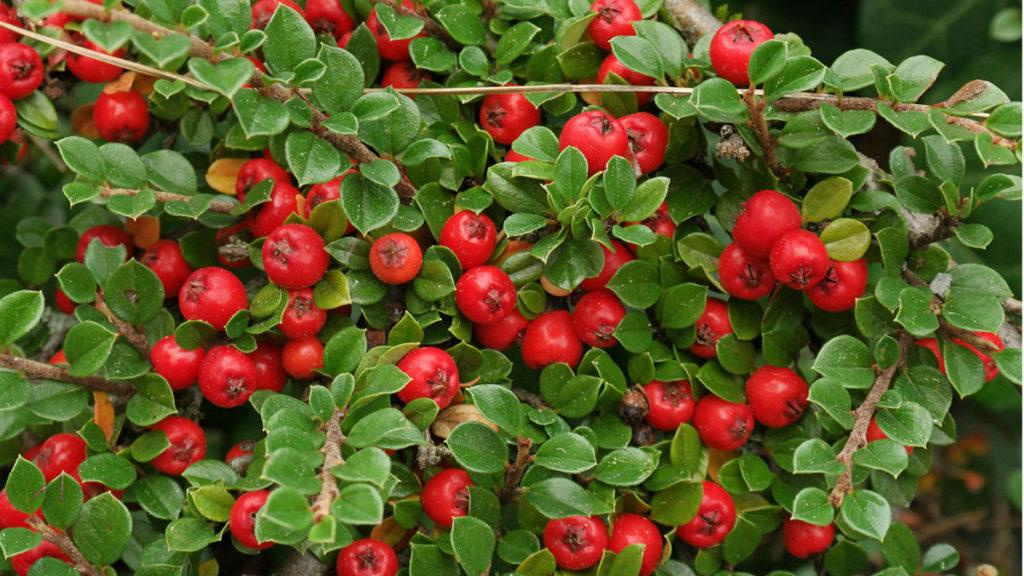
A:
[93,90,150,143]
[230,490,273,550]
[303,0,353,39]
[692,395,754,451]
[544,515,608,571]
[479,92,541,145]
[150,335,205,391]
[709,19,774,86]
[559,109,631,176]
[588,0,642,51]
[249,339,288,392]
[440,210,498,270]
[732,190,801,260]
[677,481,736,548]
[178,267,248,331]
[280,288,326,338]
[643,379,695,431]
[337,538,399,576]
[0,43,44,100]
[76,225,134,262]
[395,346,460,409]
[149,416,207,476]
[769,229,830,290]
[572,289,626,348]
[690,297,732,359]
[806,258,868,312]
[718,242,776,300]
[608,514,663,576]
[473,308,529,351]
[262,223,329,289]
[745,365,809,428]
[141,239,193,297]
[199,345,258,408]
[580,240,635,291]
[421,468,473,528]
[369,232,423,285]
[455,265,517,325]
[282,335,324,379]
[783,518,834,558]
[236,157,290,200]
[620,112,668,174]
[598,54,655,106]
[521,310,583,369]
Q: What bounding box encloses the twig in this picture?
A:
[512,388,548,410]
[26,517,104,576]
[0,353,135,396]
[94,292,151,356]
[500,437,533,502]
[1004,298,1022,316]
[62,0,214,59]
[368,0,458,49]
[277,551,330,576]
[743,87,787,177]
[662,0,720,45]
[98,185,237,214]
[311,408,346,522]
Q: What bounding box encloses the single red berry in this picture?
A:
[0,490,32,530]
[337,538,399,576]
[806,258,868,312]
[149,416,207,476]
[732,190,801,260]
[93,90,150,143]
[225,440,255,466]
[230,490,273,550]
[0,43,44,100]
[381,59,430,91]
[455,265,517,325]
[677,481,736,548]
[867,416,912,454]
[543,515,608,571]
[692,395,754,451]
[304,171,354,224]
[262,223,329,289]
[48,350,66,365]
[770,229,830,290]
[76,225,134,262]
[952,332,1004,382]
[303,0,353,38]
[421,468,473,529]
[745,366,808,428]
[598,54,655,106]
[626,201,674,240]
[580,240,634,291]
[521,310,583,369]
[783,518,834,558]
[0,5,19,45]
[0,93,16,144]
[282,335,324,379]
[479,91,540,145]
[588,0,642,51]
[11,541,70,576]
[718,242,776,300]
[34,433,87,482]
[216,221,252,269]
[916,337,945,373]
[709,19,774,86]
[572,289,626,348]
[236,157,290,200]
[690,297,732,359]
[559,109,631,176]
[141,239,193,297]
[608,514,662,576]
[65,37,123,83]
[395,347,460,409]
[620,112,667,173]
[440,210,498,270]
[473,308,528,351]
[249,339,288,392]
[150,335,205,391]
[178,267,248,330]
[369,232,423,285]
[505,150,533,162]
[199,345,258,408]
[251,0,303,29]
[248,180,300,238]
[280,288,326,338]
[366,1,425,61]
[643,380,695,431]
[54,289,75,315]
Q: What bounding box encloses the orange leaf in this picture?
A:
[93,391,115,443]
[205,157,248,195]
[124,216,161,250]
[370,516,410,547]
[103,71,137,95]
[72,103,100,139]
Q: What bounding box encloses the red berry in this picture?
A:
[543,515,608,571]
[580,240,634,291]
[11,540,70,576]
[251,0,303,29]
[455,265,516,325]
[0,5,19,45]
[381,59,430,90]
[304,171,353,219]
[608,514,662,576]
[248,180,300,238]
[366,1,424,61]
[230,490,273,550]
[337,538,399,576]
[505,150,532,162]
[150,335,205,391]
[806,258,868,312]
[709,19,774,86]
[559,110,631,176]
[866,417,913,455]
[643,380,694,431]
[34,433,86,482]
[178,267,248,330]
[395,347,460,409]
[690,297,732,359]
[521,310,583,369]
[421,468,473,528]
[0,43,44,100]
[282,335,323,379]
[770,229,830,290]
[303,0,353,38]
[588,0,642,51]
[262,223,329,289]
[65,37,123,83]
[0,490,32,530]
[916,337,945,373]
[280,288,326,338]
[677,481,736,548]
[249,339,288,392]
[54,289,76,315]
[0,93,16,144]
[692,395,754,451]
[149,416,207,476]
[732,190,801,260]
[952,332,1004,382]
[369,232,423,285]
[572,289,626,348]
[199,345,258,408]
[628,202,674,239]
[225,441,254,466]
[93,90,150,143]
[141,239,193,297]
[783,518,834,558]
[718,242,776,300]
[598,54,655,106]
[76,225,134,262]
[473,308,528,351]
[479,91,540,145]
[440,210,498,270]
[745,366,808,428]
[48,350,66,365]
[236,157,290,200]
[620,112,667,174]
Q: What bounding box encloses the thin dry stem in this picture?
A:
[501,437,533,502]
[26,517,103,576]
[311,408,346,522]
[99,185,237,214]
[94,292,150,356]
[0,353,135,396]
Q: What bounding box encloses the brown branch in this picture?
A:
[662,0,720,45]
[743,88,787,177]
[62,0,214,59]
[311,408,346,523]
[512,388,549,410]
[0,353,135,396]
[26,517,104,576]
[94,293,150,356]
[98,186,237,214]
[500,437,533,502]
[415,429,453,469]
[1003,298,1022,316]
[368,0,458,50]
[830,331,914,507]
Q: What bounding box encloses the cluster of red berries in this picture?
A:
[557,108,668,176]
[916,331,1005,383]
[0,6,45,147]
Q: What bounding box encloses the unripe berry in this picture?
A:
[769,229,829,290]
[421,468,473,528]
[745,365,809,428]
[732,190,801,260]
[543,515,608,571]
[709,20,774,86]
[677,481,736,548]
[521,310,583,369]
[395,347,460,409]
[572,289,626,348]
[692,395,754,451]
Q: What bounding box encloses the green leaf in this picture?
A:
[451,516,495,576]
[63,321,116,377]
[747,39,787,85]
[922,543,960,572]
[853,439,909,477]
[522,478,612,519]
[0,527,41,558]
[262,4,315,74]
[5,457,44,513]
[689,78,747,123]
[943,341,985,397]
[809,378,854,429]
[436,5,487,46]
[593,447,656,486]
[607,260,661,309]
[446,421,507,475]
[802,177,854,223]
[143,150,198,194]
[840,490,891,541]
[791,487,834,525]
[494,21,540,65]
[332,483,383,525]
[131,475,185,521]
[256,487,312,544]
[468,385,522,435]
[190,484,234,522]
[793,438,844,475]
[73,492,132,565]
[649,481,701,525]
[894,287,939,337]
[618,177,669,222]
[831,48,893,91]
[105,260,164,324]
[42,474,83,530]
[656,283,707,329]
[233,89,291,138]
[347,408,425,450]
[812,335,875,388]
[56,137,105,182]
[764,56,826,100]
[610,35,663,79]
[78,454,137,489]
[341,174,400,234]
[820,104,876,138]
[534,432,595,474]
[886,55,944,103]
[0,290,44,346]
[285,131,340,187]
[187,57,253,98]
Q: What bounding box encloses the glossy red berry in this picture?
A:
[249,339,288,392]
[54,289,75,314]
[304,171,354,225]
[150,335,205,391]
[543,515,608,571]
[745,366,809,428]
[179,267,248,330]
[643,380,694,431]
[690,297,732,359]
[369,232,423,285]
[806,258,868,312]
[521,310,583,369]
[337,538,399,576]
[770,229,830,290]
[620,112,667,173]
[866,416,913,455]
[76,225,134,262]
[199,345,258,408]
[916,337,945,373]
[560,110,631,176]
[0,93,15,145]
[230,490,273,550]
[65,38,123,83]
[366,1,424,61]
[473,308,528,351]
[0,490,32,530]
[588,0,642,51]
[455,265,517,325]
[0,5,19,45]
[421,468,473,528]
[692,395,754,451]
[598,54,655,106]
[236,157,290,200]
[34,433,87,482]
[381,60,429,90]
[677,481,736,548]
[149,416,207,476]
[580,240,634,291]
[141,239,193,297]
[608,514,662,576]
[248,180,300,238]
[479,92,540,145]
[395,347,460,409]
[263,223,329,289]
[718,242,776,300]
[280,289,326,338]
[709,19,774,86]
[505,150,532,162]
[629,201,674,239]
[572,289,626,348]
[93,90,150,143]
[251,0,302,29]
[440,210,498,270]
[11,541,70,576]
[732,190,801,260]
[48,350,67,365]
[304,0,353,38]
[783,518,834,558]
[0,43,44,100]
[952,332,1004,382]
[282,336,323,379]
